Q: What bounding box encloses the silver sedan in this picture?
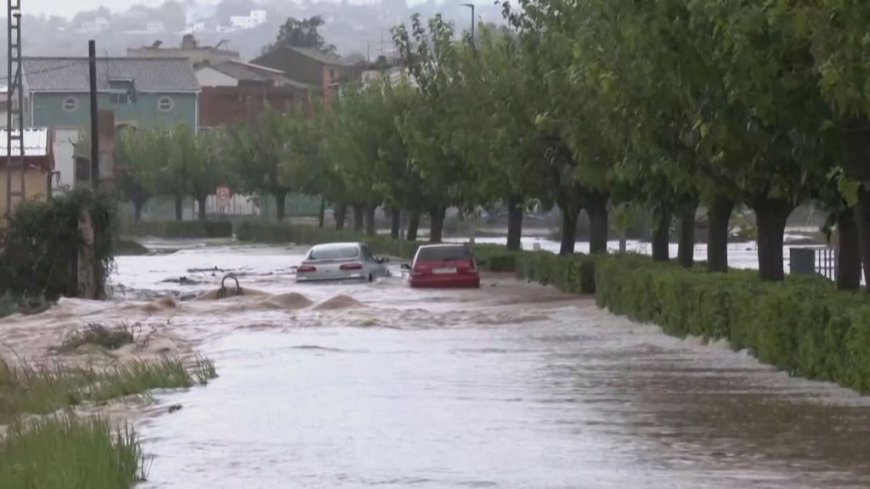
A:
[295,242,391,283]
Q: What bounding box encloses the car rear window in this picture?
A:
[308,246,359,260]
[416,246,473,262]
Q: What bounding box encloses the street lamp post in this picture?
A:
[461,3,475,43]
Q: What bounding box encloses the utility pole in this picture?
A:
[5,0,24,221]
[88,40,99,187]
[461,3,475,43]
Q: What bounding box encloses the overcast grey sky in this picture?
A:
[26,0,400,19]
[29,0,168,18]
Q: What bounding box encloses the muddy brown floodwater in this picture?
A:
[3,240,870,488]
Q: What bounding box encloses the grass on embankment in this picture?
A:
[0,355,216,424]
[56,323,138,353]
[0,416,146,488]
[0,354,217,488]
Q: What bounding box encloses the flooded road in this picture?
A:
[6,239,870,488]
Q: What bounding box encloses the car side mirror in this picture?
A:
[400,263,411,270]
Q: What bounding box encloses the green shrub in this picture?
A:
[514,251,597,294]
[0,189,116,301]
[593,257,870,394]
[471,244,520,272]
[120,220,233,238]
[57,323,138,353]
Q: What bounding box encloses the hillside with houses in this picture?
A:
[0,0,505,64]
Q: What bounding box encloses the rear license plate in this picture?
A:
[433,267,457,274]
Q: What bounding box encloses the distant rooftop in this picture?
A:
[132,44,239,55]
[208,60,282,79]
[22,57,199,93]
[278,46,356,67]
[205,60,314,90]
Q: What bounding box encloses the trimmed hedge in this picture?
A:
[593,257,870,393]
[511,251,870,393]
[120,220,233,239]
[515,251,597,295]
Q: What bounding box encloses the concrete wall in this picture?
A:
[29,92,198,131]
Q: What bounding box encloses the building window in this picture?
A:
[110,93,131,104]
[157,96,175,112]
[62,96,79,112]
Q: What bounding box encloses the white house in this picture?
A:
[250,10,267,24]
[229,10,267,30]
[78,17,110,34]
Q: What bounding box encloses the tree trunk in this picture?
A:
[837,209,862,291]
[275,191,287,222]
[651,210,671,262]
[318,197,326,228]
[335,203,347,230]
[133,199,145,222]
[390,207,401,240]
[197,195,207,221]
[406,211,420,241]
[429,207,446,243]
[586,192,609,255]
[353,204,364,232]
[506,197,524,251]
[559,205,581,256]
[678,201,698,268]
[707,197,734,273]
[752,198,793,282]
[174,195,183,221]
[364,205,377,236]
[854,186,870,291]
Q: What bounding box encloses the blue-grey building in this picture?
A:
[21,57,200,188]
[22,56,199,131]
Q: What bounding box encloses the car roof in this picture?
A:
[308,242,363,250]
[417,243,467,248]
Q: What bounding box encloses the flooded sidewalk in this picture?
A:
[3,241,869,488]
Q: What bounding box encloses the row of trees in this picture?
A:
[116,1,870,290]
[113,110,321,223]
[365,1,870,289]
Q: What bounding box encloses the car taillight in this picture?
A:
[340,262,363,270]
[297,265,316,273]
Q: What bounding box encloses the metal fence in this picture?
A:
[790,247,839,282]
